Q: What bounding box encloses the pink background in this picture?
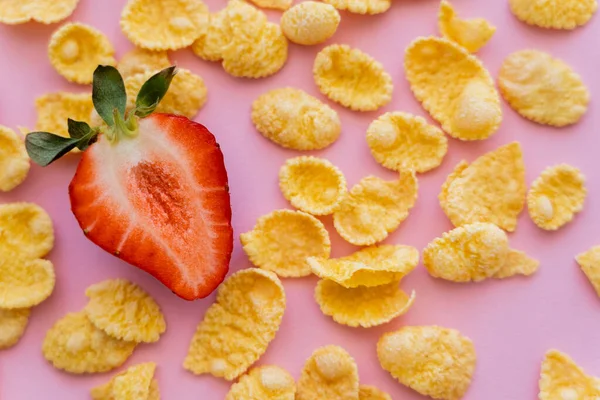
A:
[1,0,599,398]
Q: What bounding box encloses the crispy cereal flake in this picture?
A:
[48,23,116,84]
[527,164,586,231]
[359,385,392,400]
[367,112,448,173]
[252,88,341,151]
[499,50,590,127]
[91,362,157,400]
[0,0,79,25]
[248,0,292,10]
[494,249,540,279]
[378,326,476,400]
[0,202,54,259]
[439,160,469,215]
[333,173,418,246]
[539,350,600,399]
[117,48,171,79]
[184,269,286,380]
[322,0,389,14]
[576,246,600,298]
[35,92,94,144]
[225,365,296,400]
[297,345,359,400]
[314,45,393,111]
[0,308,30,350]
[0,125,29,192]
[192,10,228,62]
[438,0,496,53]
[308,245,419,288]
[43,312,136,374]
[241,210,331,277]
[281,2,340,45]
[0,257,55,309]
[405,36,501,140]
[84,279,166,343]
[509,0,597,29]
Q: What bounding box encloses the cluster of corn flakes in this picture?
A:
[117,48,172,79]
[281,2,340,45]
[0,126,30,192]
[91,362,160,400]
[0,0,79,25]
[538,350,600,398]
[438,0,496,53]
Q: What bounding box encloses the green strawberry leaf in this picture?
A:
[26,132,80,167]
[135,66,177,118]
[92,65,127,127]
[68,118,92,139]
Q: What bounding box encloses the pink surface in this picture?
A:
[1,0,599,399]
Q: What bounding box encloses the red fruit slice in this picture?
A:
[69,114,233,300]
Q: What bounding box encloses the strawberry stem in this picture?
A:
[107,108,139,143]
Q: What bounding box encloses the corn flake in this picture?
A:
[333,172,418,246]
[120,0,209,51]
[84,279,166,343]
[438,0,495,53]
[118,48,171,79]
[528,164,586,231]
[225,365,296,400]
[0,202,54,259]
[499,50,590,127]
[0,125,29,192]
[0,308,30,350]
[439,160,469,216]
[281,2,340,45]
[308,245,419,288]
[576,246,600,298]
[0,257,55,309]
[322,0,389,14]
[241,210,331,277]
[48,23,116,84]
[359,385,392,400]
[378,326,476,400]
[0,0,79,25]
[248,0,292,10]
[35,92,94,146]
[297,345,359,400]
[539,350,600,399]
[367,112,448,173]
[91,362,157,400]
[252,87,341,151]
[43,311,136,374]
[405,36,501,141]
[509,0,597,29]
[279,156,346,216]
[493,249,540,279]
[192,10,228,62]
[184,269,286,380]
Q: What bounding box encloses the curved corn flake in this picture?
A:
[493,249,540,279]
[252,88,341,151]
[84,279,166,343]
[0,202,54,259]
[438,0,495,53]
[192,10,228,62]
[443,142,526,231]
[359,385,392,400]
[125,68,207,119]
[333,172,418,246]
[366,112,448,173]
[248,0,291,10]
[117,48,171,79]
[48,23,116,84]
[148,379,160,400]
[378,326,476,400]
[279,156,346,216]
[314,45,392,111]
[322,0,389,14]
[241,210,331,277]
[498,50,590,127]
[439,160,469,215]
[405,36,501,141]
[120,0,209,51]
[0,308,30,350]
[91,362,156,400]
[0,125,29,192]
[576,246,600,297]
[509,0,597,29]
[539,350,600,399]
[184,269,286,380]
[225,365,296,400]
[281,2,340,45]
[308,245,419,288]
[0,257,55,309]
[527,164,586,231]
[297,345,359,400]
[35,92,94,148]
[315,280,415,328]
[43,311,136,374]
[0,0,79,25]
[423,223,509,282]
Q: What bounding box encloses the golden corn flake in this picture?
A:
[439,160,469,215]
[308,244,419,288]
[184,269,286,380]
[120,0,209,51]
[297,345,359,400]
[322,0,389,14]
[91,362,156,400]
[48,23,116,84]
[378,326,476,400]
[498,50,590,127]
[0,257,55,309]
[509,0,597,29]
[366,112,448,173]
[84,279,166,343]
[528,164,586,231]
[0,202,54,259]
[359,385,392,400]
[279,156,346,216]
[248,0,292,11]
[423,223,509,282]
[576,245,600,298]
[405,36,501,141]
[281,2,340,45]
[0,308,30,350]
[539,349,600,399]
[117,48,171,79]
[241,210,331,277]
[192,10,228,62]
[225,365,296,400]
[493,249,540,279]
[438,0,496,53]
[0,125,29,192]
[252,87,341,151]
[333,172,418,246]
[0,0,79,25]
[43,311,136,374]
[315,280,415,328]
[35,92,94,143]
[442,142,526,232]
